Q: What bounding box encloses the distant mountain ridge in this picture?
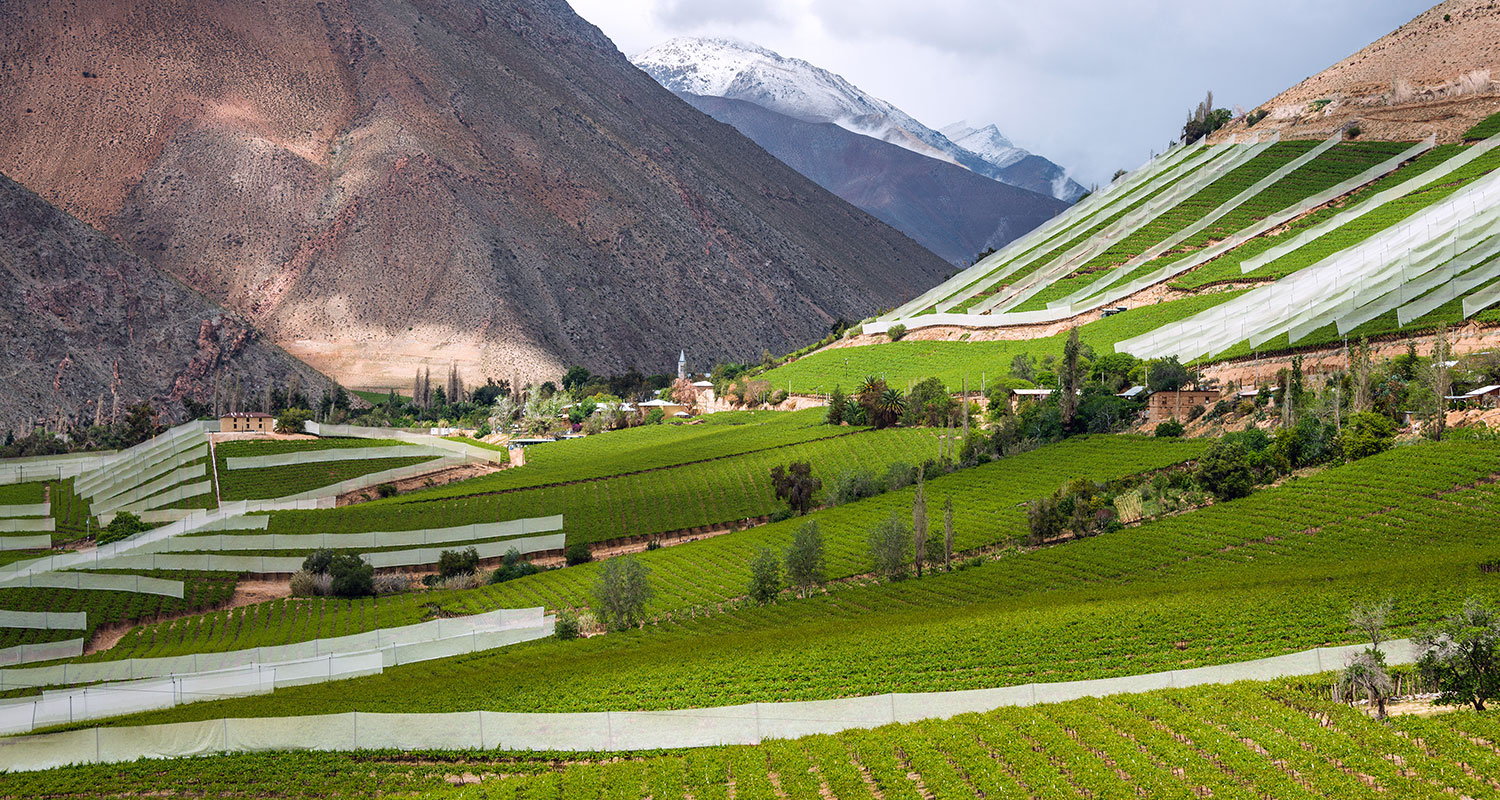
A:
[633,37,1086,202]
[679,93,1068,265]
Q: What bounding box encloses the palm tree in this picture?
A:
[876,387,906,428]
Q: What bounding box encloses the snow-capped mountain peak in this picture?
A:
[633,37,1084,202]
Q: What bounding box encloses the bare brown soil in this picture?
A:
[1207,1,1500,144]
[335,462,504,507]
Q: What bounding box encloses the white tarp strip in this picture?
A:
[1462,274,1500,318]
[93,463,207,515]
[879,138,1211,321]
[0,535,52,551]
[1395,247,1500,326]
[74,423,216,496]
[147,515,564,554]
[1241,130,1500,275]
[928,140,1225,314]
[304,423,508,465]
[0,503,49,518]
[81,445,208,504]
[0,610,86,630]
[1117,165,1500,361]
[91,532,564,574]
[0,637,1415,771]
[973,135,1277,316]
[225,446,440,471]
[117,480,214,515]
[6,573,184,598]
[0,518,53,533]
[0,608,546,689]
[0,638,84,667]
[0,502,322,588]
[0,454,116,486]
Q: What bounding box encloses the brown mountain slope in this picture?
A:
[1212,0,1500,143]
[0,173,334,436]
[0,0,951,390]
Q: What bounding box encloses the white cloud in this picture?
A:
[569,0,1434,186]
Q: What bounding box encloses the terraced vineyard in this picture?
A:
[762,290,1246,392]
[213,438,440,501]
[0,572,238,650]
[50,438,1499,726]
[261,426,945,545]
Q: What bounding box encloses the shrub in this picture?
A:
[828,468,881,506]
[565,542,593,566]
[770,461,821,515]
[489,547,540,584]
[1246,108,1268,127]
[437,546,481,579]
[644,408,664,425]
[554,609,581,641]
[289,570,320,597]
[771,389,788,405]
[1186,405,1206,422]
[887,324,908,342]
[1342,411,1396,462]
[302,549,337,575]
[1345,124,1363,139]
[376,483,398,499]
[96,511,150,545]
[1154,420,1185,438]
[373,572,411,595]
[330,557,374,598]
[1196,440,1254,501]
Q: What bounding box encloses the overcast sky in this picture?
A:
[569,0,1435,188]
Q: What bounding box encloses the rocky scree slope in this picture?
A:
[0,173,335,436]
[0,0,950,390]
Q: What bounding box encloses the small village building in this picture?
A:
[219,412,273,433]
[1146,390,1220,425]
[1117,386,1147,399]
[691,380,716,403]
[1449,385,1500,408]
[638,399,689,417]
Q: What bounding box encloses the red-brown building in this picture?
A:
[1146,390,1220,425]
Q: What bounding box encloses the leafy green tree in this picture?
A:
[1341,412,1395,461]
[770,461,821,516]
[275,408,313,435]
[1154,420,1186,438]
[562,366,593,393]
[1147,357,1193,392]
[785,520,826,596]
[1416,597,1500,711]
[565,542,593,566]
[437,547,480,578]
[747,547,782,604]
[96,511,150,545]
[1196,439,1253,500]
[867,511,912,580]
[593,556,653,630]
[302,549,374,597]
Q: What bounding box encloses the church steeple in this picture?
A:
[677,350,687,380]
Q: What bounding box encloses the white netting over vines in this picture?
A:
[142,515,562,554]
[224,445,443,471]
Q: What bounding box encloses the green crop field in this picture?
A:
[8,679,1499,799]
[1465,110,1500,140]
[407,408,856,500]
[260,426,944,545]
[0,483,45,506]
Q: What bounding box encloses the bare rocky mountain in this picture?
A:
[0,173,334,436]
[681,94,1067,265]
[0,0,950,392]
[1211,0,1500,143]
